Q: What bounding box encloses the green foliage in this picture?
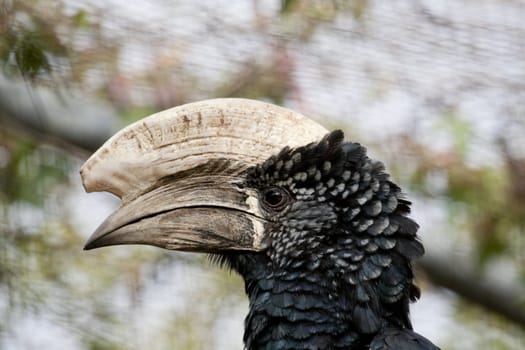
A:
[280,0,367,18]
[438,112,474,158]
[0,0,117,87]
[277,0,368,40]
[120,106,157,125]
[11,30,51,79]
[0,135,69,205]
[0,0,68,80]
[388,114,525,269]
[72,10,90,28]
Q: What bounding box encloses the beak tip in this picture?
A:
[83,233,106,251]
[83,240,96,251]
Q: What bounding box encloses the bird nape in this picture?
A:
[82,98,440,350]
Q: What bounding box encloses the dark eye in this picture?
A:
[262,187,289,210]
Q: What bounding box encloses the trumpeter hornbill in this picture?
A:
[82,99,439,350]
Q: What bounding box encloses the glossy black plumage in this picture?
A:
[221,130,439,349]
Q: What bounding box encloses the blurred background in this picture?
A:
[1,0,525,349]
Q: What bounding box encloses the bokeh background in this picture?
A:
[1,0,525,349]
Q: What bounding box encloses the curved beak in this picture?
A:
[84,163,266,253]
[80,99,327,254]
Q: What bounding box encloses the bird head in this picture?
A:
[83,98,423,282]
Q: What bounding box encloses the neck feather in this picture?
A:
[231,254,372,350]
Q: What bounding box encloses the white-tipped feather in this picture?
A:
[80,98,327,201]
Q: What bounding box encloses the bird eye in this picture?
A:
[262,187,289,210]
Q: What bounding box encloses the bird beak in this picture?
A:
[84,163,267,252]
[81,99,327,253]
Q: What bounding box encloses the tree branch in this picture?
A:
[420,250,525,327]
[0,75,120,154]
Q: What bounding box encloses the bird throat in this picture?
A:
[232,253,369,350]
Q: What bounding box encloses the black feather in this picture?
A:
[370,328,441,350]
[225,130,438,349]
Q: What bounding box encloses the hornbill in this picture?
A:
[82,99,440,350]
